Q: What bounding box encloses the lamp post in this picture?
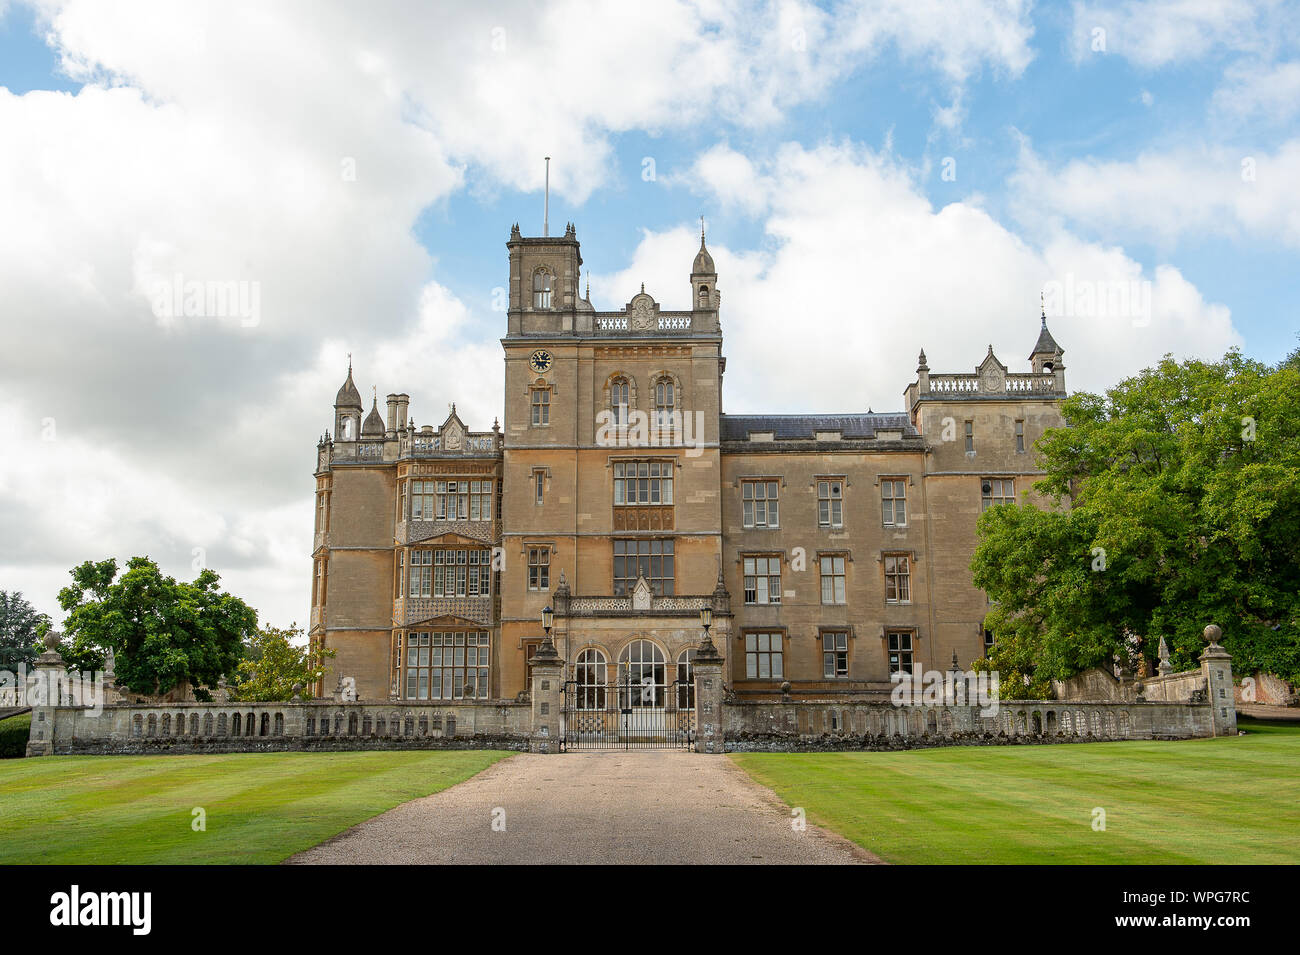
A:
[537,605,559,661]
[697,605,720,661]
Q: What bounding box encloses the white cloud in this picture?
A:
[1009,136,1300,249]
[1211,59,1300,124]
[605,141,1240,418]
[1068,0,1275,67]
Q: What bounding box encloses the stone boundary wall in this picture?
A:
[723,699,1215,752]
[44,700,531,755]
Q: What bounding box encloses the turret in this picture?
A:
[334,359,363,441]
[691,222,719,311]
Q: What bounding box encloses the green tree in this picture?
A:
[0,591,48,673]
[57,557,257,700]
[973,349,1300,686]
[228,624,333,702]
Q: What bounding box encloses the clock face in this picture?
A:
[529,349,553,374]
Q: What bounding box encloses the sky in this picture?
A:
[1,0,1296,630]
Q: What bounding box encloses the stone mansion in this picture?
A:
[309,222,1068,705]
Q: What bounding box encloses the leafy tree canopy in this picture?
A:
[57,557,257,700]
[228,624,333,702]
[974,349,1300,686]
[0,591,49,673]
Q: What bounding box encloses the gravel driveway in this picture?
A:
[288,750,878,865]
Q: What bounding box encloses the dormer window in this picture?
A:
[532,268,552,309]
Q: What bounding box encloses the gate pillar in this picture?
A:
[529,640,564,754]
[692,638,726,755]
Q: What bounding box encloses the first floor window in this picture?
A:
[742,479,779,528]
[823,632,849,679]
[964,420,974,452]
[981,478,1015,509]
[528,547,549,591]
[817,479,843,527]
[820,555,846,604]
[984,629,996,657]
[745,632,784,680]
[884,554,910,603]
[888,631,914,675]
[743,555,782,604]
[613,460,673,505]
[404,631,490,700]
[613,538,674,595]
[881,478,906,526]
[1015,419,1025,453]
[408,549,492,598]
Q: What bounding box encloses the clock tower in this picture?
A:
[498,222,727,699]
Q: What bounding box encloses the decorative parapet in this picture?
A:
[398,596,494,627]
[563,592,724,618]
[399,519,501,547]
[924,372,1058,396]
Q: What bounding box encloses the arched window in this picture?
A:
[610,376,629,425]
[532,268,552,309]
[339,416,355,440]
[573,648,608,710]
[654,377,676,440]
[676,647,697,710]
[697,285,709,305]
[619,639,666,708]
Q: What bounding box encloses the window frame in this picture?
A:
[742,554,782,605]
[822,630,849,679]
[741,479,780,529]
[883,553,911,604]
[819,553,847,605]
[880,477,907,527]
[743,630,785,681]
[887,630,914,675]
[816,478,844,528]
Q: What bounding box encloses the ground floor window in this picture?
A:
[823,631,849,678]
[573,648,608,709]
[887,631,914,675]
[404,631,490,700]
[745,632,784,680]
[619,639,667,707]
[676,647,697,709]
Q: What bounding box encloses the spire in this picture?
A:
[334,359,363,410]
[1040,290,1047,328]
[692,225,716,275]
[362,392,385,436]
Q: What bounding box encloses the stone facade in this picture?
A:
[310,223,1072,707]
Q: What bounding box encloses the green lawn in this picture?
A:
[0,749,513,864]
[731,719,1300,864]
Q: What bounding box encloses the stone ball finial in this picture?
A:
[1203,624,1222,646]
[43,630,61,652]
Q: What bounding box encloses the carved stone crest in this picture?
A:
[629,293,656,331]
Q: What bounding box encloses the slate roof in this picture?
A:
[1030,321,1062,358]
[720,412,918,441]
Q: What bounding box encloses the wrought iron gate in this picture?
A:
[561,677,695,751]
